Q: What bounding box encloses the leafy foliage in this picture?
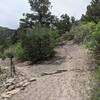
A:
[0,26,16,45]
[17,26,59,63]
[0,26,16,58]
[4,46,15,58]
[73,22,95,43]
[14,42,25,60]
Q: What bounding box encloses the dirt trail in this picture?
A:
[9,42,93,100]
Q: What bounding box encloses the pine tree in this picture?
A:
[20,0,54,28]
[82,0,100,23]
[71,16,75,24]
[55,14,72,34]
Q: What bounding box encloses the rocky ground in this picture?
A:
[0,41,95,100]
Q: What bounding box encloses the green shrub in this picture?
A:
[63,31,74,41]
[14,42,25,60]
[4,47,15,58]
[74,22,95,43]
[0,52,5,60]
[4,46,16,77]
[17,26,59,63]
[91,23,100,59]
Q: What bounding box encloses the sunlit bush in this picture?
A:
[17,26,59,63]
[74,22,95,43]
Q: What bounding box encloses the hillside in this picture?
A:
[0,26,16,44]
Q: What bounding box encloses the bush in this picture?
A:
[4,47,15,58]
[0,53,6,60]
[74,22,95,43]
[17,26,59,63]
[14,42,25,60]
[63,31,74,41]
[91,23,100,59]
[4,46,16,77]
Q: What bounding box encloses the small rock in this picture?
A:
[20,86,25,90]
[5,83,13,88]
[22,82,30,87]
[16,80,28,87]
[67,56,73,59]
[6,78,15,84]
[41,73,49,76]
[1,93,10,98]
[23,80,28,83]
[7,85,15,91]
[7,88,20,95]
[16,81,25,88]
[18,76,25,81]
[29,78,36,82]
[56,70,68,73]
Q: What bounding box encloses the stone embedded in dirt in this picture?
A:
[18,76,26,81]
[41,70,68,76]
[20,86,25,90]
[7,85,15,91]
[1,93,11,98]
[7,88,20,95]
[6,78,15,84]
[29,78,36,82]
[15,79,30,88]
[22,82,30,87]
[67,56,73,59]
[23,80,28,83]
[22,61,31,66]
[16,81,25,88]
[5,82,14,89]
[55,70,68,74]
[41,73,49,76]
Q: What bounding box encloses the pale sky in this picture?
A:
[0,0,91,29]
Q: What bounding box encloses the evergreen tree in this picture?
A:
[81,0,100,23]
[55,14,72,34]
[20,0,54,28]
[71,16,75,24]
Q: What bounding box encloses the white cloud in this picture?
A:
[50,0,91,19]
[0,0,30,29]
[0,0,91,29]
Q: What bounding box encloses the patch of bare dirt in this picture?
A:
[0,41,94,100]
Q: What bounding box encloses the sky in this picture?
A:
[0,0,92,29]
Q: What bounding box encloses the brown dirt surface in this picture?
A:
[0,41,94,100]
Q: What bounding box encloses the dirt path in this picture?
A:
[9,42,94,100]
